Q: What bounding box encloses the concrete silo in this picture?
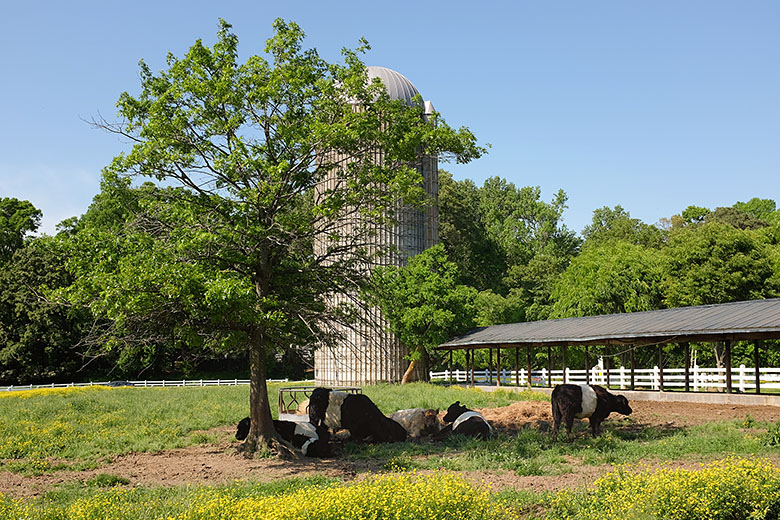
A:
[313,66,438,385]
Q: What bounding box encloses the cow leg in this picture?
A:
[552,402,562,438]
[564,411,576,440]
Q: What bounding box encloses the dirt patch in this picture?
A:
[1,399,778,498]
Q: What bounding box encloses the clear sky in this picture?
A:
[1,1,778,236]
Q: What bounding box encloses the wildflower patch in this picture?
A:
[546,456,780,520]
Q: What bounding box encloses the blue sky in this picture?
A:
[1,1,778,236]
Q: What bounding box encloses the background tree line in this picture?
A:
[3,186,778,385]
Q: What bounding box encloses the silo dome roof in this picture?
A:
[366,66,421,105]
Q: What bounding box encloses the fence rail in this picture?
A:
[0,378,290,392]
[429,365,780,392]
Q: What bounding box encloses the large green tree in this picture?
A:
[0,198,41,263]
[548,241,664,319]
[0,236,89,384]
[438,171,504,292]
[62,20,483,452]
[438,175,579,318]
[582,205,665,249]
[662,222,777,308]
[369,244,477,383]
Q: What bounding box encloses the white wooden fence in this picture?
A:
[0,378,290,392]
[429,365,780,392]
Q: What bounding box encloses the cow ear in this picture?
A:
[455,401,460,406]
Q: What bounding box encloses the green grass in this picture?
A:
[361,382,547,414]
[0,382,293,470]
[2,382,779,519]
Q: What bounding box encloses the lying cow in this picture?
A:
[439,401,493,440]
[551,384,632,438]
[308,388,407,443]
[390,408,441,439]
[235,417,331,457]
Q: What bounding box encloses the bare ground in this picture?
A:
[2,399,779,498]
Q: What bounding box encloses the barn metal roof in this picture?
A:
[438,299,780,350]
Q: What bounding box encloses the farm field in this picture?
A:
[1,383,780,518]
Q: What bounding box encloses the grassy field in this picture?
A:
[1,382,779,519]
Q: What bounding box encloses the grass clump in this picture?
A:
[545,456,780,520]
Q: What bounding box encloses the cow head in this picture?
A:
[422,408,441,434]
[235,417,250,441]
[615,395,632,416]
[443,401,469,423]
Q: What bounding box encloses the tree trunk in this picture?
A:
[242,327,279,453]
[401,359,417,384]
[713,342,724,369]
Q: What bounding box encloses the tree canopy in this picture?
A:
[0,197,41,263]
[58,19,483,452]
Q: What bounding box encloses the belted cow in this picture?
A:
[235,417,331,457]
[439,401,493,440]
[308,388,407,443]
[551,384,632,438]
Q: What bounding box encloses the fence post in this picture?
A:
[541,367,548,386]
[565,367,571,384]
[693,364,699,392]
[653,366,660,391]
[620,366,626,389]
[739,364,746,393]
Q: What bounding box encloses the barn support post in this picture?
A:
[496,348,502,387]
[658,344,664,392]
[684,342,690,392]
[585,346,590,384]
[605,346,611,388]
[562,346,568,383]
[527,346,533,389]
[469,349,474,386]
[725,340,732,394]
[466,350,471,385]
[755,341,761,395]
[547,346,552,387]
[630,347,636,390]
[489,349,493,384]
[514,348,520,386]
[448,350,453,385]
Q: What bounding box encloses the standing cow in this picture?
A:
[551,384,632,438]
[308,388,407,443]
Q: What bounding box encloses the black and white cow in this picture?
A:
[235,417,331,457]
[551,384,632,438]
[390,408,441,439]
[308,388,407,443]
[440,401,493,440]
